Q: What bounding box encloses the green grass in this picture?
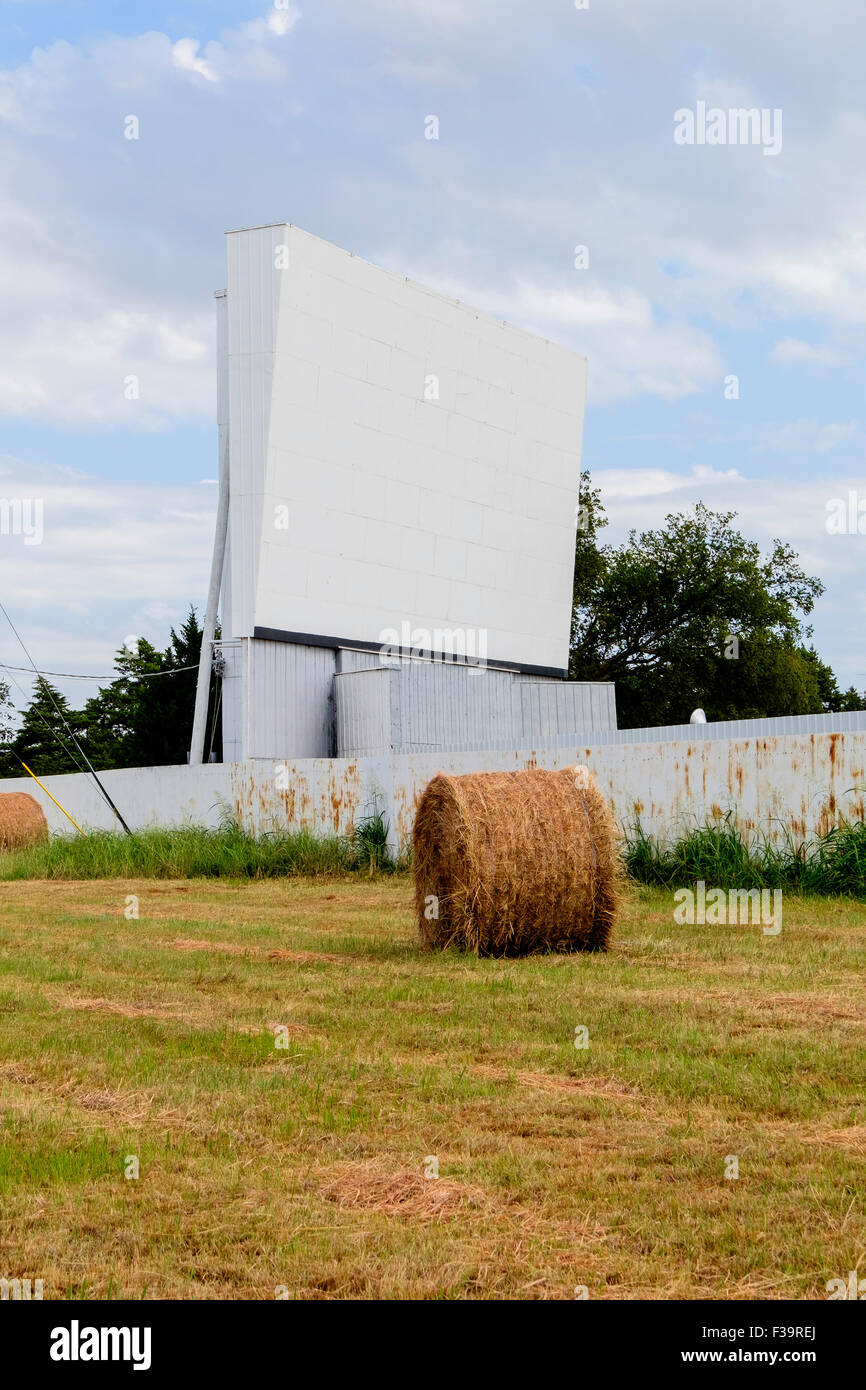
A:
[0,875,863,1299]
[625,814,866,899]
[7,813,866,901]
[0,820,401,881]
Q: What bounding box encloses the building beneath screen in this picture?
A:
[209,223,616,760]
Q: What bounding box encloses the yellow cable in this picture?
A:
[19,761,85,835]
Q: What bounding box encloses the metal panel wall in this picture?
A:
[216,639,245,763]
[334,668,392,756]
[395,662,517,752]
[516,678,616,742]
[335,648,388,674]
[334,658,617,755]
[246,638,336,759]
[551,709,866,748]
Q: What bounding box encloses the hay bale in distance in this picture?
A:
[413,766,618,955]
[0,792,49,851]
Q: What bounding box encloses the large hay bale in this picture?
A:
[413,766,618,955]
[0,792,49,851]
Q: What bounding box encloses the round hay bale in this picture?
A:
[413,766,618,955]
[0,792,49,851]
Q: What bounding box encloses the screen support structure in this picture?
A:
[190,290,229,765]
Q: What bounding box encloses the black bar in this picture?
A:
[5,1300,857,1377]
[252,626,568,680]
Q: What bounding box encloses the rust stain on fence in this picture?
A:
[222,730,866,852]
[594,731,866,847]
[231,759,363,837]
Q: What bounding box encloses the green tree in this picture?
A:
[569,489,836,727]
[0,677,13,743]
[82,607,221,769]
[81,635,166,770]
[799,647,863,714]
[0,676,86,777]
[0,676,17,775]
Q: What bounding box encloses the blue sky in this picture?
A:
[1,0,865,707]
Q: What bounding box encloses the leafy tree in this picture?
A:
[571,469,608,619]
[569,486,841,727]
[799,647,863,714]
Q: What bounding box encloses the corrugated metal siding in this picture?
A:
[336,648,387,674]
[334,668,392,756]
[215,640,245,763]
[516,679,616,742]
[556,709,866,747]
[247,639,335,758]
[229,639,623,762]
[216,291,233,638]
[333,659,617,754]
[397,663,517,751]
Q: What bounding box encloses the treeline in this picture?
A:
[0,609,221,778]
[569,473,862,728]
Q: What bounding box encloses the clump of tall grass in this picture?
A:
[350,807,392,873]
[0,814,403,882]
[623,813,866,899]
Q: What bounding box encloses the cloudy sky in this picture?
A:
[1,0,864,711]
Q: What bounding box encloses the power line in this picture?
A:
[0,661,199,682]
[1,660,93,780]
[0,600,133,835]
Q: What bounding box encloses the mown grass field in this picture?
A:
[0,874,863,1300]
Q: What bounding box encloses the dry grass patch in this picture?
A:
[320,1161,488,1220]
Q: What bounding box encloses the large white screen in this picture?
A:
[224,223,586,675]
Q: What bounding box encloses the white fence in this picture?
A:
[2,726,864,852]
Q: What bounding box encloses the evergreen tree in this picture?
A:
[0,608,222,778]
[0,676,86,777]
[82,607,221,769]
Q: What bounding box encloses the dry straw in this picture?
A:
[413,766,618,955]
[0,792,50,851]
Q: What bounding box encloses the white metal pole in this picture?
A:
[190,289,230,764]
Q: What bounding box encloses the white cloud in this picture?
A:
[596,465,742,499]
[770,338,851,368]
[0,13,302,423]
[0,457,215,703]
[0,300,212,425]
[752,418,861,456]
[266,5,302,37]
[172,39,219,84]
